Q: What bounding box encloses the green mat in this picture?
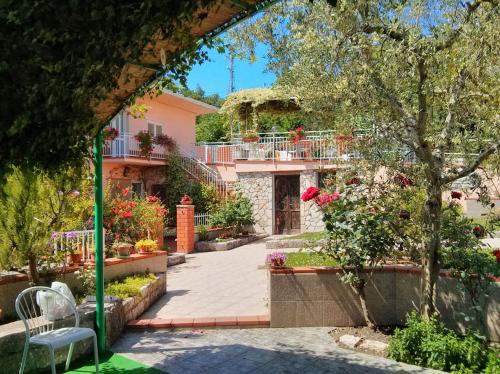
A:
[66,351,165,373]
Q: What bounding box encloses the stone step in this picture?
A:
[127,315,270,330]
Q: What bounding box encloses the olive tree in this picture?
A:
[229,0,500,317]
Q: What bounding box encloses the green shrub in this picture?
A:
[209,194,254,235]
[197,225,208,241]
[104,273,157,300]
[388,312,491,373]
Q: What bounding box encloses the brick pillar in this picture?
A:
[176,205,195,253]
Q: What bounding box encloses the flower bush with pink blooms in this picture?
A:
[266,251,287,267]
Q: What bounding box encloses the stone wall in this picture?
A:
[269,267,500,342]
[237,172,273,234]
[0,272,166,373]
[300,171,325,232]
[0,252,167,320]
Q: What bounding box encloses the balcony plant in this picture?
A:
[154,134,177,152]
[241,130,259,143]
[135,239,157,254]
[112,241,132,258]
[134,130,154,157]
[103,127,119,141]
[288,127,306,144]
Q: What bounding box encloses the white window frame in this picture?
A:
[146,120,164,137]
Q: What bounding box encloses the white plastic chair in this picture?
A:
[15,286,99,374]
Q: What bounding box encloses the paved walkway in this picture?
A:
[112,328,442,374]
[142,238,287,319]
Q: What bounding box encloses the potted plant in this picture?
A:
[69,248,83,265]
[103,127,119,141]
[134,130,154,157]
[266,251,287,268]
[180,194,193,205]
[135,239,158,254]
[241,130,260,143]
[154,134,177,152]
[112,241,132,258]
[288,127,306,144]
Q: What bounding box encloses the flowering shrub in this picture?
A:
[301,186,320,202]
[394,174,411,188]
[315,191,341,206]
[266,251,287,267]
[288,127,306,144]
[451,191,463,199]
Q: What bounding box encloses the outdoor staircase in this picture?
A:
[178,147,234,198]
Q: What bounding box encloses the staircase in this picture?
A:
[178,147,234,198]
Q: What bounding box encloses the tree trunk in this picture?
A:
[352,280,376,330]
[420,186,442,318]
[27,252,40,285]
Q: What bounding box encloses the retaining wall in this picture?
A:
[0,251,167,321]
[0,272,166,373]
[269,266,500,342]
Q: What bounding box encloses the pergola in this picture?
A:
[91,0,275,352]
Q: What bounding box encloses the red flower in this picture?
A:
[120,211,133,219]
[315,192,341,206]
[296,127,303,132]
[493,249,500,263]
[122,188,130,196]
[451,191,462,199]
[301,187,321,202]
[473,226,485,238]
[394,174,411,188]
[147,196,160,203]
[346,177,361,186]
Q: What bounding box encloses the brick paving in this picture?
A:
[140,238,290,319]
[112,328,442,374]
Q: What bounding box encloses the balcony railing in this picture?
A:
[103,133,168,160]
[196,130,363,164]
[51,229,103,263]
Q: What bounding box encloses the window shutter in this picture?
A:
[148,123,154,134]
[156,125,163,135]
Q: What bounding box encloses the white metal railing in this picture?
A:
[194,212,211,227]
[51,229,103,263]
[196,131,363,164]
[103,132,168,160]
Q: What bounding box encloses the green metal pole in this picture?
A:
[93,129,105,353]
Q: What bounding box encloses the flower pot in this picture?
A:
[70,253,83,265]
[242,136,259,143]
[115,245,131,258]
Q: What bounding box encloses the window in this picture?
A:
[147,122,163,136]
[131,181,143,197]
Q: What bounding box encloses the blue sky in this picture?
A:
[186,42,275,98]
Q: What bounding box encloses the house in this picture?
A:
[103,90,218,198]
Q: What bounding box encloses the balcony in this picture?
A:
[196,130,365,165]
[103,133,168,160]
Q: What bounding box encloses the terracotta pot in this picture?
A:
[115,245,131,258]
[70,253,83,265]
[242,136,259,143]
[180,195,193,205]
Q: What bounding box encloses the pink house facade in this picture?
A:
[102,90,217,198]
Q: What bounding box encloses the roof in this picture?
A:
[93,1,275,122]
[160,90,219,114]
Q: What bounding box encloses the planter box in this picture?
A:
[268,266,500,342]
[196,233,268,252]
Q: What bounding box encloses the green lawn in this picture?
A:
[286,231,325,241]
[285,251,338,267]
[66,351,163,373]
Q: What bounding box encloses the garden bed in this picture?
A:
[196,233,268,252]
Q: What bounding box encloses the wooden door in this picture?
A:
[274,175,301,234]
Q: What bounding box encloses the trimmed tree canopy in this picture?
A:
[0,0,267,177]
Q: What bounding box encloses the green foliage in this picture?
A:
[76,267,96,299]
[209,194,254,235]
[287,231,325,241]
[388,312,494,373]
[0,167,82,282]
[104,273,156,300]
[196,113,229,142]
[285,252,338,267]
[178,85,224,107]
[0,0,220,177]
[197,225,208,241]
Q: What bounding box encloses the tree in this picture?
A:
[0,167,82,284]
[229,0,500,317]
